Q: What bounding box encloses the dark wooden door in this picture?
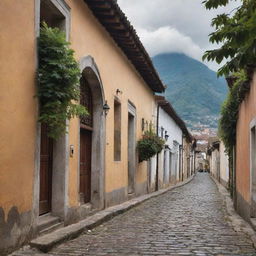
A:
[39,123,53,215]
[80,129,92,203]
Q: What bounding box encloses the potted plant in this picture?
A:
[137,129,165,162]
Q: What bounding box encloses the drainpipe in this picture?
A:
[155,104,160,191]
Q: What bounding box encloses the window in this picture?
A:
[114,100,121,161]
[40,0,70,39]
[80,78,93,128]
[161,127,164,138]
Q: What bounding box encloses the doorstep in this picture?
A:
[29,175,195,253]
[37,214,64,236]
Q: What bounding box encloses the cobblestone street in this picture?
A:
[17,174,256,256]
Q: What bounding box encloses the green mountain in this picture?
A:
[152,53,228,129]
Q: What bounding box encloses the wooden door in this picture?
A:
[79,129,92,203]
[79,77,93,204]
[39,123,53,215]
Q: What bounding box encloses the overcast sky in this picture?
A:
[117,0,240,71]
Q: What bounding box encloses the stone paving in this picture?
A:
[47,174,256,255]
[16,174,256,255]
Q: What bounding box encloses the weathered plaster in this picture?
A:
[105,187,127,208]
[0,207,34,255]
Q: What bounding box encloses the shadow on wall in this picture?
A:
[0,206,33,255]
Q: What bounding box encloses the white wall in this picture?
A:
[219,141,229,187]
[158,107,183,146]
[158,107,183,187]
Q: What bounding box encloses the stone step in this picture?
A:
[38,215,63,236]
[39,222,64,236]
[250,218,256,231]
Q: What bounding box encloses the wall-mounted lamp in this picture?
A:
[103,101,110,115]
[70,145,74,158]
[164,131,169,141]
[116,89,123,95]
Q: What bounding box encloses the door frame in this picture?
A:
[78,56,106,210]
[127,101,136,194]
[33,0,71,225]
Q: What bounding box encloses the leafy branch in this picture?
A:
[203,0,256,76]
[38,23,88,139]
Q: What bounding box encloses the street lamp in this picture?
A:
[103,101,110,115]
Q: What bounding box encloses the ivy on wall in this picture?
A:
[37,23,87,139]
[218,70,250,155]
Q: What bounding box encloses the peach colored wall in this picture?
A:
[0,0,37,215]
[236,72,256,203]
[66,0,155,207]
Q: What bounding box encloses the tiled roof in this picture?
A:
[84,0,165,93]
[155,96,192,142]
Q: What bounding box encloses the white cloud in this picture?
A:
[118,0,241,71]
[137,26,203,62]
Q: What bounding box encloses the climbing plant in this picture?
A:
[137,128,165,162]
[218,70,250,155]
[38,22,87,139]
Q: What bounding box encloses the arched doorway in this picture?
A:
[79,56,106,209]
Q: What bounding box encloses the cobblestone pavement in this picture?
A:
[43,174,256,255]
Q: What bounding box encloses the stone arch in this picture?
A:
[79,56,106,209]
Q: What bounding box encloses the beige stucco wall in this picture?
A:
[219,141,229,186]
[210,149,219,179]
[0,0,37,216]
[182,138,190,179]
[236,72,256,203]
[66,0,155,207]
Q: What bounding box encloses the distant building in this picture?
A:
[207,138,229,189]
[148,96,195,191]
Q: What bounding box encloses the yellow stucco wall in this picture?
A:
[66,0,155,207]
[0,0,36,215]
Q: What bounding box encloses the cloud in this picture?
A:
[118,0,241,71]
[137,26,203,62]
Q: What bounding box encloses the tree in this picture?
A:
[203,0,256,76]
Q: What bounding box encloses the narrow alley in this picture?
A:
[15,174,256,256]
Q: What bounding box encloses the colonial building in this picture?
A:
[0,0,166,254]
[147,96,194,191]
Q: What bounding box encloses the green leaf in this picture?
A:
[37,23,87,139]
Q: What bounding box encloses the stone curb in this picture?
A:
[211,175,256,248]
[29,175,195,253]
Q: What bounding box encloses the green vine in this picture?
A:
[137,128,165,162]
[38,23,87,139]
[218,70,250,155]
